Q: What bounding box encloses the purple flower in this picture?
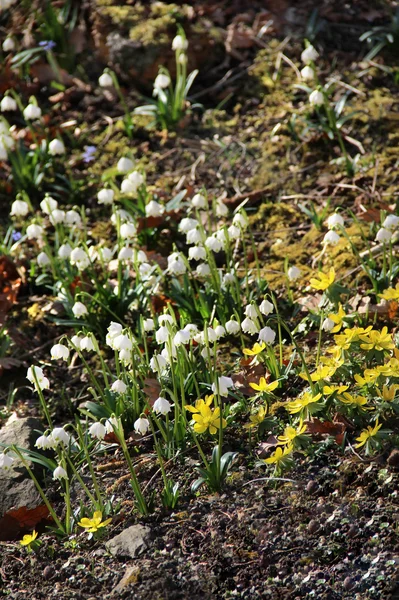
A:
[39,40,56,51]
[12,231,22,241]
[82,146,96,163]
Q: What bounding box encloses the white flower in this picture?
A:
[23,103,41,120]
[1,96,17,111]
[300,66,314,81]
[0,143,8,161]
[121,178,137,194]
[49,209,65,225]
[183,323,199,338]
[71,335,82,349]
[35,434,54,450]
[26,224,43,239]
[225,319,240,335]
[196,263,211,277]
[111,379,127,394]
[232,213,248,229]
[72,301,88,318]
[50,427,70,446]
[153,396,171,415]
[214,325,226,339]
[154,73,170,89]
[134,417,150,435]
[179,217,198,233]
[53,465,68,480]
[216,200,228,217]
[241,317,258,334]
[111,208,133,224]
[227,225,240,240]
[205,236,222,253]
[136,250,147,263]
[223,272,235,286]
[322,230,340,246]
[376,227,392,243]
[37,252,50,267]
[51,343,70,361]
[40,196,58,214]
[327,213,344,230]
[156,325,170,344]
[168,252,186,275]
[2,37,15,52]
[301,44,319,64]
[105,322,122,348]
[186,228,202,245]
[143,318,155,332]
[174,329,190,345]
[287,266,301,281]
[70,247,90,269]
[117,157,134,173]
[139,263,152,279]
[383,215,399,231]
[27,365,44,384]
[99,72,113,88]
[189,246,206,261]
[191,193,207,209]
[118,246,133,261]
[58,243,72,259]
[258,326,276,345]
[105,416,119,434]
[65,210,81,226]
[0,453,14,470]
[322,317,335,332]
[81,335,95,352]
[150,354,167,373]
[212,375,234,397]
[120,222,137,239]
[89,422,106,440]
[10,199,29,217]
[48,139,65,155]
[113,334,132,352]
[172,35,188,51]
[245,305,258,318]
[159,314,174,325]
[309,90,324,107]
[97,188,114,205]
[145,200,164,218]
[259,299,274,316]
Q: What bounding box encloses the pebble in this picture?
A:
[43,565,55,580]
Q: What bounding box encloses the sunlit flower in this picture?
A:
[225,319,240,335]
[258,326,276,345]
[0,453,14,470]
[186,395,226,434]
[97,188,114,205]
[322,230,340,246]
[20,530,38,547]
[111,379,127,394]
[72,301,88,318]
[10,199,29,217]
[26,224,44,240]
[244,405,267,429]
[375,227,392,244]
[355,421,382,448]
[300,65,314,81]
[99,72,113,88]
[379,283,399,301]
[376,384,399,402]
[153,396,171,415]
[212,376,234,397]
[48,139,65,155]
[241,317,258,334]
[50,427,70,446]
[277,420,307,445]
[172,34,188,51]
[53,465,68,480]
[35,434,54,450]
[338,392,370,409]
[249,377,278,394]
[287,392,322,414]
[383,214,399,231]
[327,213,344,230]
[134,416,150,435]
[243,342,266,356]
[259,299,274,316]
[2,37,15,52]
[309,267,335,291]
[37,251,50,267]
[309,89,324,107]
[323,384,349,395]
[50,343,70,361]
[287,265,301,281]
[359,327,394,351]
[326,304,346,333]
[89,422,106,440]
[301,44,318,64]
[23,103,41,120]
[79,511,112,533]
[168,252,186,275]
[117,157,134,173]
[263,444,294,465]
[154,73,170,91]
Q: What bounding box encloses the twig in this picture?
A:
[241,477,298,487]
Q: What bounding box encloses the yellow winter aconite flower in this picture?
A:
[263,443,294,465]
[78,511,112,533]
[354,370,379,387]
[359,327,394,352]
[376,384,399,402]
[277,420,307,445]
[20,530,38,547]
[243,342,266,356]
[379,283,399,301]
[186,395,226,435]
[334,326,372,349]
[355,421,382,448]
[338,392,372,409]
[327,304,346,333]
[309,267,335,291]
[186,394,214,414]
[249,377,279,393]
[323,384,349,395]
[287,392,322,414]
[245,405,267,429]
[300,356,343,382]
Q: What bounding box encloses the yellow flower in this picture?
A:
[186,396,226,435]
[327,304,346,333]
[287,392,322,414]
[355,421,382,448]
[354,370,379,387]
[243,343,266,356]
[338,392,371,409]
[245,405,267,429]
[379,283,399,301]
[334,326,372,349]
[300,363,337,382]
[277,420,307,445]
[309,267,335,291]
[263,444,294,465]
[20,530,38,547]
[359,327,394,352]
[249,377,279,393]
[78,511,112,533]
[376,384,399,402]
[323,384,349,395]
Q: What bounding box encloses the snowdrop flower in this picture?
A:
[99,72,113,88]
[50,343,70,361]
[70,247,90,269]
[37,252,50,267]
[309,90,324,107]
[322,230,340,246]
[214,325,226,339]
[153,396,171,415]
[156,325,170,344]
[50,427,70,446]
[143,318,155,332]
[150,354,167,373]
[300,66,314,81]
[212,375,234,397]
[71,335,82,349]
[227,225,241,240]
[327,213,344,230]
[2,37,15,52]
[26,224,44,239]
[40,196,58,214]
[98,247,112,262]
[232,212,248,230]
[35,434,54,450]
[179,217,199,233]
[258,326,276,345]
[191,193,207,209]
[27,365,46,385]
[117,157,134,173]
[301,44,319,64]
[322,317,335,332]
[376,227,392,243]
[287,266,301,281]
[118,246,133,261]
[183,323,199,338]
[0,453,14,470]
[65,210,82,226]
[383,215,399,231]
[10,199,29,217]
[205,236,222,253]
[89,422,106,440]
[0,144,8,160]
[97,188,114,205]
[245,305,258,319]
[136,250,147,263]
[111,379,127,394]
[23,103,41,120]
[223,272,236,286]
[1,96,17,112]
[53,465,68,480]
[106,322,123,347]
[49,208,65,225]
[48,139,65,155]
[226,319,240,335]
[139,263,152,279]
[105,416,119,434]
[111,208,133,224]
[168,252,186,275]
[186,228,202,245]
[172,35,188,51]
[174,329,190,346]
[121,178,137,194]
[145,200,164,218]
[241,317,258,334]
[159,314,174,326]
[134,416,150,435]
[259,299,274,316]
[196,263,211,277]
[72,301,88,318]
[216,200,228,217]
[113,334,132,352]
[154,73,170,90]
[189,246,206,261]
[120,222,137,239]
[201,346,215,360]
[80,335,95,352]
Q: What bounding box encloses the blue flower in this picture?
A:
[12,231,22,241]
[39,40,56,51]
[82,146,97,163]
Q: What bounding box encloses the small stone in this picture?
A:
[306,480,318,494]
[113,566,141,592]
[308,519,320,534]
[387,449,399,468]
[106,524,151,558]
[43,565,55,580]
[343,576,354,591]
[347,525,357,538]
